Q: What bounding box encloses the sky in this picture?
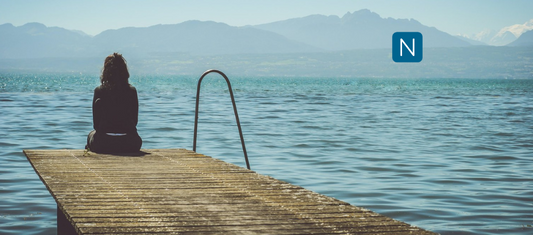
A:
[0,0,532,36]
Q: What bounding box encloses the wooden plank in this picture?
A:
[24,149,437,235]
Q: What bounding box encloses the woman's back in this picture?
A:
[86,53,142,153]
[93,85,139,134]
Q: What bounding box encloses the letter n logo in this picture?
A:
[392,32,423,63]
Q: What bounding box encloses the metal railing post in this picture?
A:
[193,69,251,170]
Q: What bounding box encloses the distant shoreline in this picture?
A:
[1,47,532,79]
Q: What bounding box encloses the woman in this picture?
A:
[86,53,142,153]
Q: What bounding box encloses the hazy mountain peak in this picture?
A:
[181,20,227,26]
[472,29,496,41]
[455,35,486,45]
[497,19,533,38]
[348,9,376,17]
[466,19,533,46]
[0,23,15,28]
[341,9,381,23]
[21,22,47,29]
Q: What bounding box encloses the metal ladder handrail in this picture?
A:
[193,69,251,170]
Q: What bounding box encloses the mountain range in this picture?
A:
[5,9,529,59]
[461,19,533,46]
[0,9,531,78]
[254,9,470,50]
[0,22,91,58]
[0,21,317,59]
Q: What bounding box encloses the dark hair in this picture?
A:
[101,53,130,89]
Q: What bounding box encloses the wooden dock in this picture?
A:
[24,149,436,235]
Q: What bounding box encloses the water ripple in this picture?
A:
[1,76,533,234]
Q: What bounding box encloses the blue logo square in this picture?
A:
[392,32,423,63]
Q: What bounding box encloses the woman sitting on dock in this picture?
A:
[86,53,142,153]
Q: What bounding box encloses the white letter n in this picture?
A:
[400,38,415,56]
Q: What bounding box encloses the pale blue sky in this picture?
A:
[0,0,531,36]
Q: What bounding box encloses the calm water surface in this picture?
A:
[1,74,532,234]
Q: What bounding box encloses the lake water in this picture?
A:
[1,73,532,234]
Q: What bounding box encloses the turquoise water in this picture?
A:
[1,73,532,234]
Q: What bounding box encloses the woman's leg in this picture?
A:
[87,130,142,153]
[114,133,142,152]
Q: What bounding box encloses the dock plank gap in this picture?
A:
[24,149,437,235]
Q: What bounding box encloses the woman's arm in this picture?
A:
[92,88,101,130]
[132,88,139,126]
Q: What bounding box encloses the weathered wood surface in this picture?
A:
[24,149,437,235]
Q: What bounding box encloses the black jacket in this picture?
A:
[92,85,139,134]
